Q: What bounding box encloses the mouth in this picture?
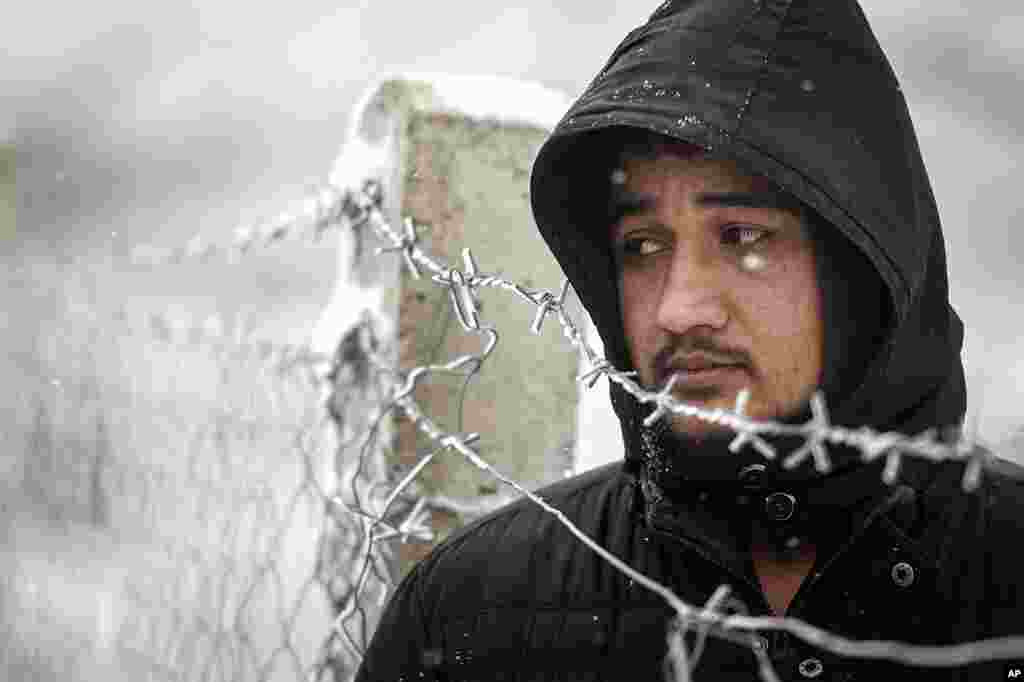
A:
[665,365,746,386]
[657,354,751,395]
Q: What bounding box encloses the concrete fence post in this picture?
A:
[313,75,623,631]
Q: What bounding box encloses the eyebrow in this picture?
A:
[609,190,801,221]
[697,191,802,211]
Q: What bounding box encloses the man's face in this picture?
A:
[611,152,824,438]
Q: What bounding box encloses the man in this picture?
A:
[355,1,1023,680]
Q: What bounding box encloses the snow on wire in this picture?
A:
[139,178,1023,682]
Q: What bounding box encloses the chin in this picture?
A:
[665,413,739,443]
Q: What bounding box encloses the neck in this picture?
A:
[750,535,818,616]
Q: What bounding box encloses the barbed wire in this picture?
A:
[137,176,1023,682]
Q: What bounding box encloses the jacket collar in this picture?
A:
[634,451,944,589]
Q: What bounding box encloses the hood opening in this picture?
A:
[530,0,966,491]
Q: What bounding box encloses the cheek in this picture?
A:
[788,259,824,346]
[619,276,660,366]
[743,258,823,375]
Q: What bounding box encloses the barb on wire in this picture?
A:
[727,389,777,461]
[577,359,610,389]
[375,217,423,279]
[781,392,831,472]
[686,585,737,672]
[530,278,571,335]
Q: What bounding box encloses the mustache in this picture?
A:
[651,337,754,388]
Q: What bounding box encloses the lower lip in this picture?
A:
[667,366,748,388]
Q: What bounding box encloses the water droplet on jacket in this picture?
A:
[801,79,816,92]
[676,114,701,127]
[705,81,711,88]
[642,79,654,90]
[655,89,667,97]
[689,59,697,67]
[636,47,647,56]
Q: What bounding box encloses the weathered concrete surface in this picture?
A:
[314,74,581,579]
[394,109,581,572]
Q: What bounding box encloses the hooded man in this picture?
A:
[354,1,1024,680]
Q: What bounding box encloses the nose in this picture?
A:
[655,246,730,335]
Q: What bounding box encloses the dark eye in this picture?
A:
[619,236,665,258]
[721,225,768,247]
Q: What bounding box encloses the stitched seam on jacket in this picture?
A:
[420,463,628,570]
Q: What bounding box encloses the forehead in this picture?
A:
[607,151,801,232]
[616,153,775,194]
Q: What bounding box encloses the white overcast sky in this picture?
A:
[4,1,1023,444]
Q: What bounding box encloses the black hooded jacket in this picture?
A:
[354,1,1024,680]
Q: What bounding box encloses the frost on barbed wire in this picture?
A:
[135,178,1023,682]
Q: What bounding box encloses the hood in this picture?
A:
[529,0,966,490]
